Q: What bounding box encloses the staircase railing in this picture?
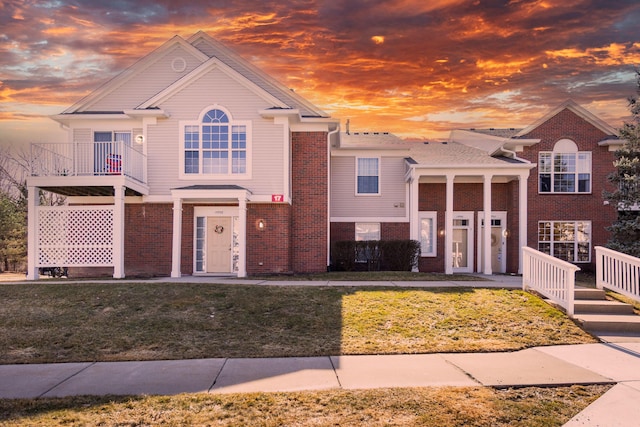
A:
[522,247,581,317]
[595,246,640,303]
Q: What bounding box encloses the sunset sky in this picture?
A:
[1,0,640,149]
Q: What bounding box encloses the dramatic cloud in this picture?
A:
[1,0,639,147]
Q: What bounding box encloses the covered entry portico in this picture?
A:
[170,185,251,278]
[407,154,534,275]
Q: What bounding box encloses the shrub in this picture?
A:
[331,240,420,271]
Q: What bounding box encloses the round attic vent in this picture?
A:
[172,57,187,72]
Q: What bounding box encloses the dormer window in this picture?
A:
[181,107,251,178]
[539,139,591,193]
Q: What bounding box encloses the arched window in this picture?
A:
[538,139,591,193]
[183,107,248,176]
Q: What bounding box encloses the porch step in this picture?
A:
[574,300,635,315]
[574,288,607,300]
[573,314,640,334]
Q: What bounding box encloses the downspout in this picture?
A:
[327,124,340,270]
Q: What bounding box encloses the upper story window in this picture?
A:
[539,139,591,193]
[356,157,379,195]
[182,107,250,178]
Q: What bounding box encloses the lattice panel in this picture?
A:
[37,206,114,267]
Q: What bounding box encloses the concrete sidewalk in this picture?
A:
[1,343,639,425]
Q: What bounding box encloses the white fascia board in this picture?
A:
[331,148,410,157]
[139,57,289,109]
[170,188,252,203]
[408,162,535,175]
[451,129,540,154]
[516,99,617,137]
[599,138,626,151]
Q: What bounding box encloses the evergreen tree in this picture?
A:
[604,70,640,257]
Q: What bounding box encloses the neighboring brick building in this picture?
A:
[330,101,622,275]
[26,33,623,279]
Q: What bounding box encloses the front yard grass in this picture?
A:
[0,385,610,426]
[0,282,596,364]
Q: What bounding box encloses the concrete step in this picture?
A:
[574,288,607,301]
[574,314,640,334]
[574,300,636,315]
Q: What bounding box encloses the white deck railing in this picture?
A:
[595,246,640,303]
[522,246,581,317]
[30,142,146,183]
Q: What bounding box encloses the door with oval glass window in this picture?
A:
[206,217,232,273]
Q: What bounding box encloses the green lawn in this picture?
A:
[0,281,596,364]
[0,280,606,426]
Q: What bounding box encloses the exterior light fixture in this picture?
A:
[257,219,266,231]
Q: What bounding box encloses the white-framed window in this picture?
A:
[356,157,380,195]
[355,222,380,263]
[538,221,591,263]
[355,222,380,241]
[181,106,251,178]
[418,212,437,257]
[539,139,591,193]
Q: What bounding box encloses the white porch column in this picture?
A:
[518,173,528,274]
[113,186,125,278]
[170,198,183,278]
[482,174,493,275]
[238,197,248,278]
[408,172,419,272]
[445,174,454,275]
[26,185,39,280]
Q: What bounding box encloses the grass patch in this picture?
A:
[0,385,610,426]
[0,282,596,364]
[248,271,490,281]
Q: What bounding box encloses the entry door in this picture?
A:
[452,213,473,273]
[206,217,232,273]
[479,213,507,274]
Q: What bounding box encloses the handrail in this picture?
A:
[522,246,580,317]
[30,142,146,183]
[595,246,640,303]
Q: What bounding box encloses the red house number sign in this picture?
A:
[272,194,284,202]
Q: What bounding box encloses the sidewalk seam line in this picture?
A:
[208,358,228,392]
[328,356,343,389]
[38,362,96,398]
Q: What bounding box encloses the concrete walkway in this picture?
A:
[2,273,640,425]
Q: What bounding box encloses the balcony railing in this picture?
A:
[30,142,146,183]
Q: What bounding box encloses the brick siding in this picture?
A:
[291,131,328,273]
[517,108,618,270]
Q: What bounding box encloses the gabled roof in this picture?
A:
[58,31,329,118]
[138,56,289,110]
[407,141,527,167]
[187,31,328,118]
[62,36,208,114]
[337,131,409,149]
[449,129,539,156]
[515,99,618,137]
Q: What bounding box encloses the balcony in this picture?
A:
[29,142,148,196]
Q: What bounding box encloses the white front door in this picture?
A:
[206,216,232,273]
[452,212,474,273]
[478,212,507,274]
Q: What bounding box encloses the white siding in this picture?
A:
[331,156,407,218]
[86,45,204,112]
[146,68,286,196]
